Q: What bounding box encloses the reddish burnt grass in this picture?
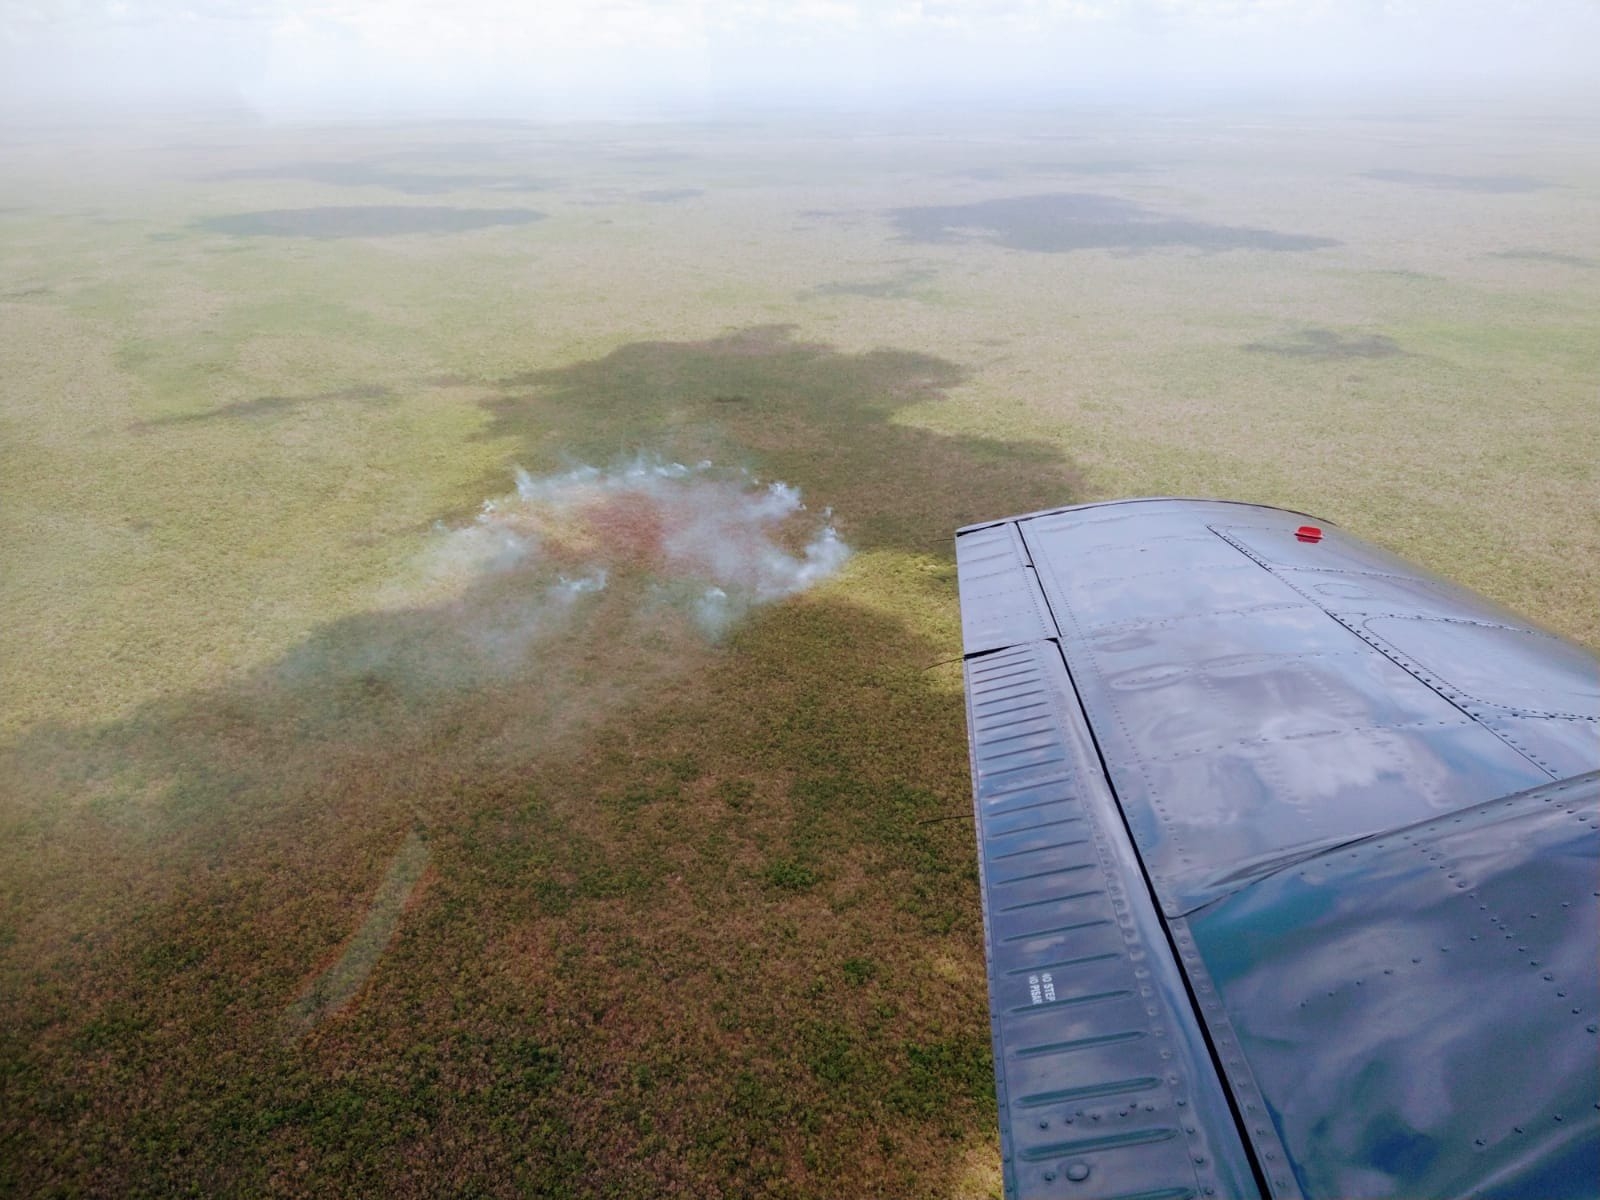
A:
[573,492,668,569]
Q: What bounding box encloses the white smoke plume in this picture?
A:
[402,457,850,644]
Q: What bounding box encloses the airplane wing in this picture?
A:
[956,498,1599,1200]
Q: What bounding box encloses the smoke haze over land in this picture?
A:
[3,0,1597,120]
[396,458,850,653]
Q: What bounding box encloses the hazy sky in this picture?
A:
[3,0,1597,118]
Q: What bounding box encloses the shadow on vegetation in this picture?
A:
[886,192,1338,253]
[1362,169,1548,193]
[638,188,704,203]
[132,385,397,429]
[1489,248,1594,269]
[1244,329,1403,360]
[191,206,545,239]
[205,161,557,195]
[2,581,995,1195]
[804,266,938,299]
[1,325,1074,1195]
[490,324,1078,555]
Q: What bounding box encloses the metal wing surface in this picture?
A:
[956,498,1599,1200]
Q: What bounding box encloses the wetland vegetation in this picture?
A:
[193,205,547,238]
[2,103,1597,1196]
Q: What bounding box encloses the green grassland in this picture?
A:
[2,104,1597,1196]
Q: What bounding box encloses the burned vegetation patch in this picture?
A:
[191,206,545,238]
[885,192,1337,253]
[1363,169,1549,194]
[1244,329,1404,360]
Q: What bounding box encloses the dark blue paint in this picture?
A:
[1186,774,1599,1199]
[957,498,1600,1200]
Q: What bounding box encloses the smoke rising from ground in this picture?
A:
[403,457,850,649]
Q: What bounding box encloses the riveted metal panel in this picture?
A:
[1474,714,1600,780]
[1210,524,1599,782]
[956,521,1060,654]
[1356,618,1600,720]
[1184,772,1600,1200]
[1233,561,1530,628]
[965,642,1262,1200]
[958,497,1600,1200]
[1017,508,1558,917]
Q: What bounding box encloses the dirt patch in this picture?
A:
[885,193,1338,253]
[191,206,545,238]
